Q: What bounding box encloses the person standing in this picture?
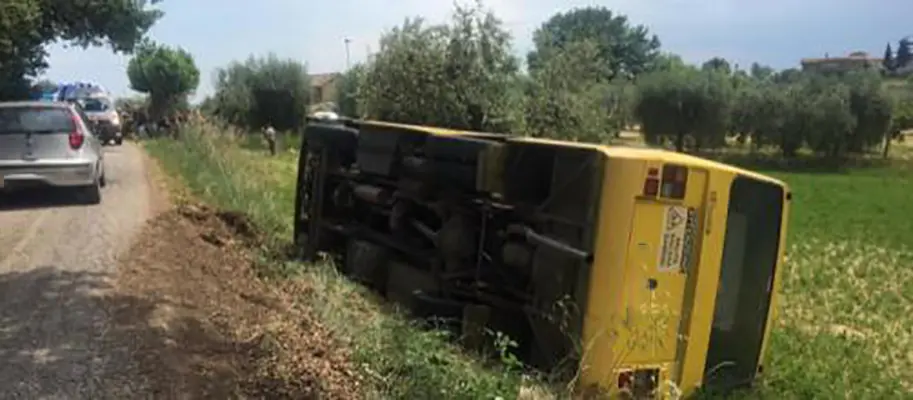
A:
[263,124,277,156]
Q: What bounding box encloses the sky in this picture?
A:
[42,0,913,102]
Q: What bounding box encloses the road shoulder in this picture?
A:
[99,200,362,398]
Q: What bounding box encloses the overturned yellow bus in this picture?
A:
[293,119,791,398]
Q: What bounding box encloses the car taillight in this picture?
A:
[69,114,85,150]
[643,167,660,197]
[661,164,688,199]
[69,131,84,149]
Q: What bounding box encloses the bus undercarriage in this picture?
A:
[293,120,606,372]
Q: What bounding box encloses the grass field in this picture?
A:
[759,165,913,398]
[146,124,913,399]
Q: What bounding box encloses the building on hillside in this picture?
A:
[800,51,883,73]
[308,73,341,105]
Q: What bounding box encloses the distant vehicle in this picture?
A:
[0,101,106,204]
[309,110,340,121]
[77,95,123,145]
[58,81,106,101]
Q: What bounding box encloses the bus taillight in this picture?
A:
[643,167,660,196]
[617,370,634,389]
[661,164,688,199]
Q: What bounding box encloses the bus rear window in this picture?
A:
[0,107,75,135]
[713,177,784,332]
[705,176,785,387]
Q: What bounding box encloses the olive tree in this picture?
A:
[635,65,734,151]
[358,2,523,132]
[729,78,758,146]
[732,82,789,151]
[126,41,199,120]
[701,57,732,75]
[335,64,365,118]
[803,83,857,158]
[210,53,310,131]
[525,39,617,142]
[844,71,892,154]
[885,93,913,157]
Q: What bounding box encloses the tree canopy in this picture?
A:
[525,39,627,142]
[635,65,734,151]
[527,6,661,79]
[0,0,163,100]
[208,54,311,131]
[356,3,523,132]
[186,2,909,162]
[896,38,912,70]
[702,57,732,75]
[126,41,199,118]
[335,64,364,118]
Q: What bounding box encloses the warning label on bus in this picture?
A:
[658,205,696,272]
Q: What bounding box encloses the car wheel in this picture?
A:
[78,181,102,205]
[114,137,123,145]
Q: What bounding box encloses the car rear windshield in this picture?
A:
[0,106,75,135]
[80,98,112,112]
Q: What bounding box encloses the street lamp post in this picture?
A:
[344,38,351,70]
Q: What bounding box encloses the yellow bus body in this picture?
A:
[576,145,788,398]
[323,121,792,397]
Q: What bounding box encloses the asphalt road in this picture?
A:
[0,143,154,399]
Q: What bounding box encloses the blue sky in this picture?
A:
[42,0,912,102]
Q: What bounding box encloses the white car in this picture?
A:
[78,96,123,146]
[0,101,106,204]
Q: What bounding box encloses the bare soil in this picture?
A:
[101,154,362,399]
[103,201,363,399]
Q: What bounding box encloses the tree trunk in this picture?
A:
[675,130,686,152]
[883,131,894,159]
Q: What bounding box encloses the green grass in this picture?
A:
[754,165,913,398]
[770,167,913,249]
[147,123,913,399]
[144,124,534,400]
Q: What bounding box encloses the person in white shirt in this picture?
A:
[263,124,277,156]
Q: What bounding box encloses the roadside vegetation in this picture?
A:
[7,0,913,398]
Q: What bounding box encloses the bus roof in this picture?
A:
[355,120,787,188]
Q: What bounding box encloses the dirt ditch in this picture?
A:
[103,202,362,399]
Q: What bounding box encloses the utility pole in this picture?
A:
[344,38,351,70]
